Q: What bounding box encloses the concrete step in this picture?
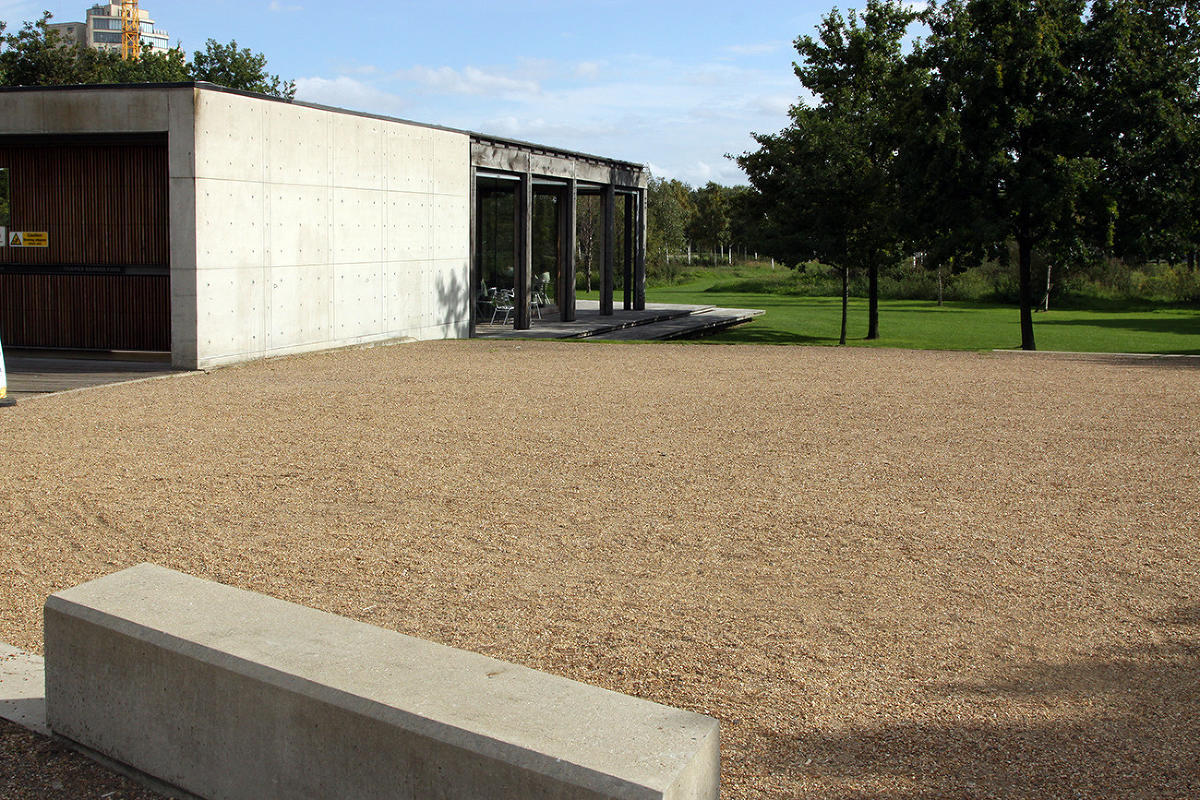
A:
[589,308,765,341]
[476,301,762,341]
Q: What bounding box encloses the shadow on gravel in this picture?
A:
[1101,354,1200,365]
[1028,353,1200,368]
[764,606,1200,798]
[0,720,164,800]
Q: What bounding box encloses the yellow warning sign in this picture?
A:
[9,231,48,247]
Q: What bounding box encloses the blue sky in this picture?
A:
[2,0,848,185]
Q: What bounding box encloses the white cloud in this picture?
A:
[747,94,794,116]
[479,113,623,146]
[574,61,605,80]
[724,42,786,56]
[294,51,794,188]
[652,159,747,187]
[293,76,407,117]
[397,66,540,98]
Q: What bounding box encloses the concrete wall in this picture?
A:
[0,86,472,369]
[46,564,721,800]
[185,89,471,368]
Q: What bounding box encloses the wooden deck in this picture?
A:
[3,350,180,402]
[476,301,763,341]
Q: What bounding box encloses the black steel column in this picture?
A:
[562,179,577,322]
[515,172,532,330]
[469,166,478,335]
[601,182,615,316]
[623,192,634,310]
[635,186,647,310]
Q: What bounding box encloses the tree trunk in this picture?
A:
[1043,260,1052,312]
[1018,235,1036,350]
[866,261,879,340]
[839,265,849,346]
[937,263,944,306]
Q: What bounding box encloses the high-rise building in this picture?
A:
[48,4,170,55]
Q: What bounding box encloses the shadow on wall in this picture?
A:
[765,606,1200,798]
[435,265,471,333]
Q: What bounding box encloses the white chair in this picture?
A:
[491,288,515,325]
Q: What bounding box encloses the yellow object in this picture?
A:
[121,0,140,61]
[8,231,48,247]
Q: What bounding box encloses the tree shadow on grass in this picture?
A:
[1036,315,1200,337]
[762,606,1200,799]
[690,326,831,345]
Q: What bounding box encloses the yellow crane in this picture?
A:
[120,0,140,61]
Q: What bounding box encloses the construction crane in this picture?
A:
[120,0,141,61]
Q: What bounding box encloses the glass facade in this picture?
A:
[532,193,559,311]
[80,5,170,52]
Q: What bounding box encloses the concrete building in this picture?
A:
[48,4,171,55]
[0,82,647,369]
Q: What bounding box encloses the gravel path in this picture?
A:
[1,340,1197,798]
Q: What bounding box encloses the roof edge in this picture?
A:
[0,81,647,174]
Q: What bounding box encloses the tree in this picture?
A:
[576,195,600,293]
[726,185,762,259]
[1085,0,1200,267]
[741,110,860,343]
[687,182,731,260]
[0,13,291,99]
[911,0,1103,350]
[646,176,693,281]
[97,46,190,84]
[741,0,920,342]
[190,38,295,99]
[0,12,93,86]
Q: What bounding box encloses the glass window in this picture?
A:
[478,181,516,293]
[94,31,121,43]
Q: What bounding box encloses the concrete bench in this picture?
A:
[44,564,719,800]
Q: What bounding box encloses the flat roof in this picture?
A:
[0,81,647,174]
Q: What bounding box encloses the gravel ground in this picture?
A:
[0,340,1197,799]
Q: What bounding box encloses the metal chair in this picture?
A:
[491,288,515,325]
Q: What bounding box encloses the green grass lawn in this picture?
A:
[586,268,1200,353]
